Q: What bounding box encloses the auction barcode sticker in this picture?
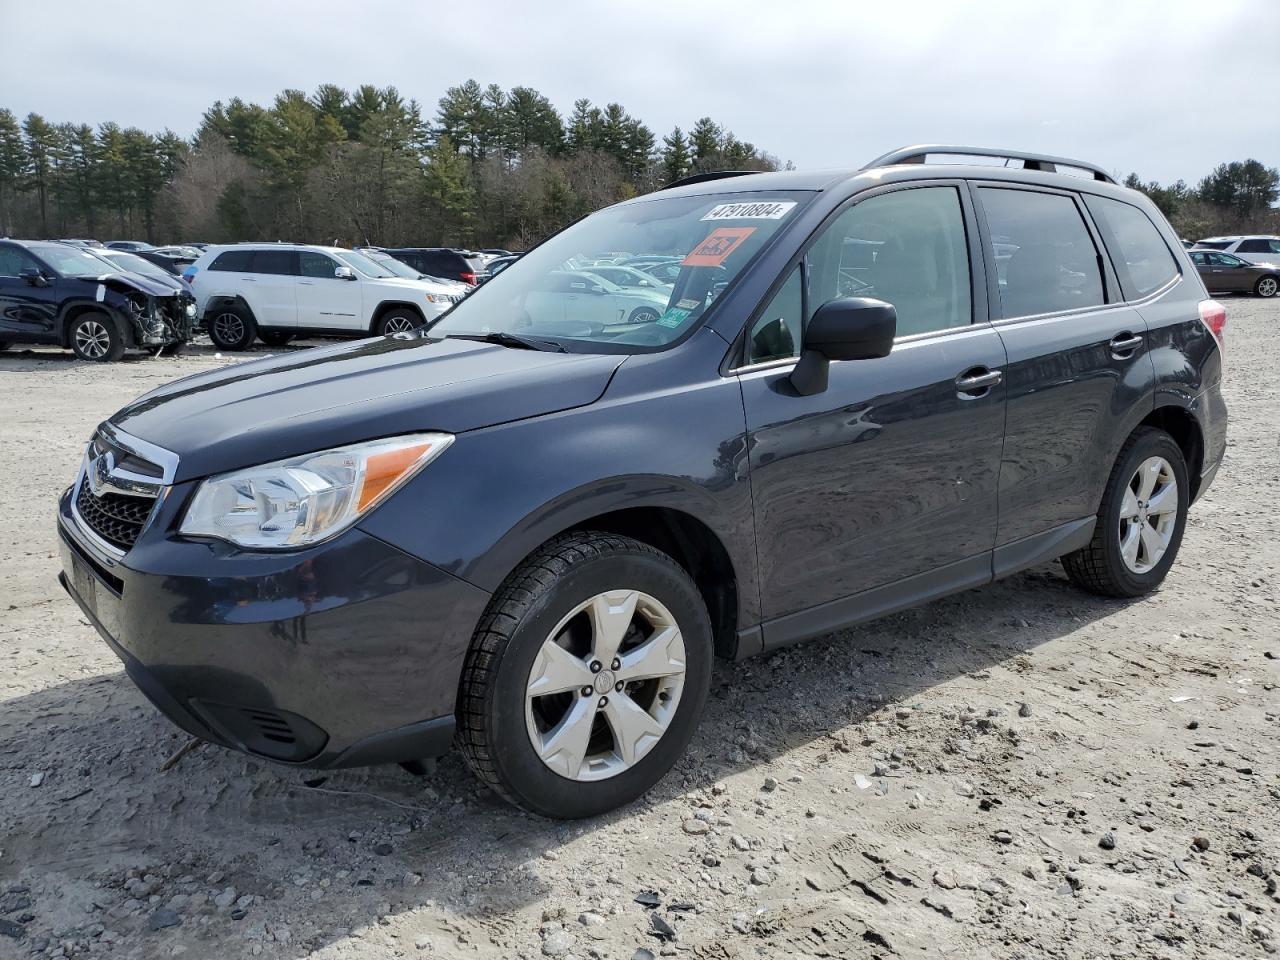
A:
[701,201,796,221]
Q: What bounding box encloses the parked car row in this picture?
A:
[1186,234,1280,298]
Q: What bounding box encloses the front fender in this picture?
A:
[357,346,760,631]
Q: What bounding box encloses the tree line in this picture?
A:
[0,83,1275,249]
[0,82,779,249]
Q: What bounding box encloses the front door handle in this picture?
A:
[1110,332,1144,356]
[956,367,1002,397]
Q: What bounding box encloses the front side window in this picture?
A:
[0,246,39,277]
[746,266,803,364]
[298,251,339,279]
[806,186,972,337]
[1085,195,1179,299]
[979,188,1105,318]
[431,191,811,352]
[1211,252,1244,266]
[1237,239,1269,253]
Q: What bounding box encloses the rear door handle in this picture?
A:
[1110,332,1144,356]
[956,367,1002,397]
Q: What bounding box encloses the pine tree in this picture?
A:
[661,127,690,184]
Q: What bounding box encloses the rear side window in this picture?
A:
[250,250,298,276]
[209,250,253,272]
[978,188,1105,318]
[1085,195,1179,299]
[423,253,454,274]
[1238,238,1280,254]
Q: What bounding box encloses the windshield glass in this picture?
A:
[430,191,810,351]
[98,251,172,281]
[335,250,397,279]
[30,243,122,278]
[361,251,421,280]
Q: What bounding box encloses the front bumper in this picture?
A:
[57,486,490,768]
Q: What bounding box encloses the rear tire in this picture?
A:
[1255,275,1278,298]
[457,532,713,818]
[258,330,294,347]
[376,308,424,336]
[208,305,257,351]
[69,312,126,362]
[1062,427,1189,598]
[627,306,661,324]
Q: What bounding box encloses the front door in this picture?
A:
[297,251,364,331]
[740,184,1007,640]
[0,246,60,341]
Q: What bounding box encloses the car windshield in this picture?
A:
[335,250,398,279]
[31,243,123,278]
[360,251,421,280]
[431,191,810,351]
[98,251,171,280]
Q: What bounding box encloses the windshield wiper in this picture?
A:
[447,332,567,353]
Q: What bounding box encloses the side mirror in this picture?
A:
[19,267,48,287]
[790,297,896,396]
[334,266,356,281]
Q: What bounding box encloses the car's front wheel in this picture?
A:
[208,306,257,351]
[1255,275,1278,298]
[628,306,661,324]
[69,312,126,362]
[1062,427,1189,597]
[457,532,713,818]
[376,309,424,336]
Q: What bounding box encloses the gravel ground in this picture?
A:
[0,299,1277,960]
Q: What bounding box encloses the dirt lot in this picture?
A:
[1,300,1277,960]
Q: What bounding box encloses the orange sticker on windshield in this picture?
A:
[683,227,755,267]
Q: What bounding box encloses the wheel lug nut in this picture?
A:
[581,686,592,697]
[598,696,608,708]
[615,681,623,692]
[611,658,621,670]
[590,661,602,673]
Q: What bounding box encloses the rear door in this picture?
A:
[974,184,1153,553]
[296,251,363,330]
[740,182,1007,640]
[246,249,299,328]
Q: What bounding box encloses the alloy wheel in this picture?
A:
[1258,277,1277,298]
[212,313,245,344]
[74,320,110,359]
[1118,456,1179,574]
[383,315,419,334]
[525,589,686,782]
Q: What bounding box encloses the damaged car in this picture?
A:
[0,240,195,361]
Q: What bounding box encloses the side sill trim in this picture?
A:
[992,517,1096,580]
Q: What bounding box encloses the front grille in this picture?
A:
[75,482,155,551]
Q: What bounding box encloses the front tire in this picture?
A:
[627,306,661,324]
[1062,427,1189,598]
[69,312,126,362]
[208,305,257,351]
[1255,275,1278,298]
[457,532,713,818]
[376,308,424,336]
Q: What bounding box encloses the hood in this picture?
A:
[109,336,624,482]
[76,271,186,298]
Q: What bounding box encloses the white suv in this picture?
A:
[185,244,462,350]
[1193,235,1280,267]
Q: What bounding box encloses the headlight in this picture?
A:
[179,433,453,549]
[425,293,452,304]
[185,303,196,317]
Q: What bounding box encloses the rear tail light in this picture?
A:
[1199,299,1226,352]
[460,271,477,285]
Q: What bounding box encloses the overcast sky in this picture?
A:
[2,0,1274,186]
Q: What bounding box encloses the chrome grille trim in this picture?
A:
[70,425,179,557]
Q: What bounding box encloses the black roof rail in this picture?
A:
[862,144,1115,184]
[663,170,759,190]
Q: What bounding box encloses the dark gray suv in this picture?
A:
[57,146,1227,818]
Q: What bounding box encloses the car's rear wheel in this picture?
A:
[208,305,257,351]
[1255,276,1278,298]
[457,532,713,818]
[69,312,126,362]
[1062,427,1189,598]
[258,330,294,347]
[376,309,424,336]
